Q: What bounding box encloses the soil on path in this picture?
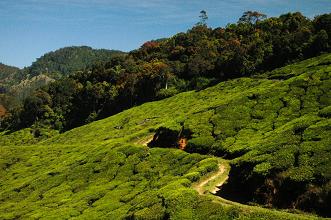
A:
[135,135,154,146]
[136,135,229,196]
[193,163,228,195]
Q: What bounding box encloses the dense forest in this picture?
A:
[0,46,124,91]
[0,63,22,93]
[1,11,330,132]
[27,46,125,77]
[0,46,124,126]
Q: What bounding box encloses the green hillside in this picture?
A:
[28,46,125,77]
[0,63,20,80]
[0,46,125,121]
[0,63,22,92]
[0,54,330,219]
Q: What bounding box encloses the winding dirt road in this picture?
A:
[135,135,154,146]
[136,135,229,196]
[193,163,228,195]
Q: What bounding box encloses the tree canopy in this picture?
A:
[1,11,331,132]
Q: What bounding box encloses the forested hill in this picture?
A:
[27,46,125,77]
[0,53,330,219]
[1,47,124,86]
[0,63,21,91]
[0,63,20,76]
[2,11,330,132]
[0,46,125,119]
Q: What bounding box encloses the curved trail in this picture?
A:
[135,136,314,218]
[193,163,229,195]
[135,135,229,195]
[135,135,154,146]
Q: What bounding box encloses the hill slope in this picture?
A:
[27,46,125,77]
[0,63,20,80]
[0,46,125,115]
[0,54,330,219]
[0,63,22,92]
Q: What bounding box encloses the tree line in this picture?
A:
[1,11,330,132]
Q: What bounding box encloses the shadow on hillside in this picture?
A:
[147,127,191,150]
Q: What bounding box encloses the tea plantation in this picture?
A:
[1,54,330,219]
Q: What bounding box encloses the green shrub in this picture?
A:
[156,87,179,99]
[186,136,215,154]
[318,106,331,118]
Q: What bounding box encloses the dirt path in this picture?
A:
[193,163,228,195]
[135,135,229,196]
[135,135,154,146]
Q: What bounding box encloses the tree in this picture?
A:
[239,11,267,24]
[196,10,208,26]
[20,90,53,127]
[313,13,331,47]
[305,30,329,56]
[314,13,331,36]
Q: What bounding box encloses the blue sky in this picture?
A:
[1,0,330,68]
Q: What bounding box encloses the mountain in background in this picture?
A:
[0,63,22,93]
[27,46,125,77]
[0,46,125,90]
[0,46,125,114]
[0,63,20,77]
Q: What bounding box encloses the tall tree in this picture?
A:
[196,10,208,26]
[239,11,267,24]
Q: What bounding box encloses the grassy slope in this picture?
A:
[1,54,330,219]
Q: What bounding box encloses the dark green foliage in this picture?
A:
[0,63,23,97]
[0,63,20,76]
[28,46,125,77]
[319,106,331,118]
[19,90,53,127]
[0,47,124,124]
[0,63,21,91]
[186,136,215,154]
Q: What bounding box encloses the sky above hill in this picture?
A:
[1,0,330,68]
